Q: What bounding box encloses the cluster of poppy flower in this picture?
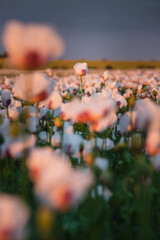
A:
[0,20,160,239]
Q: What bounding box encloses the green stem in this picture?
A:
[49,111,54,145]
[61,120,64,148]
[49,124,53,145]
[11,158,14,192]
[6,106,9,118]
[130,109,134,150]
[42,119,44,130]
[21,158,27,200]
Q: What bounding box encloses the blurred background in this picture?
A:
[0,0,160,60]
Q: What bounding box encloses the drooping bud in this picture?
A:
[1,89,11,107]
[153,90,157,97]
[128,96,135,109]
[54,116,62,128]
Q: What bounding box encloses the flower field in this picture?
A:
[0,21,160,240]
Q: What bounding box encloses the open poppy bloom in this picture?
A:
[0,194,30,240]
[61,95,116,125]
[3,21,65,69]
[12,72,54,103]
[103,71,109,81]
[32,151,93,211]
[74,63,88,76]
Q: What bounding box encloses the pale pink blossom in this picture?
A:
[74,63,88,76]
[3,21,65,68]
[0,194,30,240]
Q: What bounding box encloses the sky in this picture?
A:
[0,0,160,60]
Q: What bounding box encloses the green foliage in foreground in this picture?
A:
[1,135,160,240]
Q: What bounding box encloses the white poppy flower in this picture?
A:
[0,194,30,240]
[74,63,88,76]
[3,20,65,68]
